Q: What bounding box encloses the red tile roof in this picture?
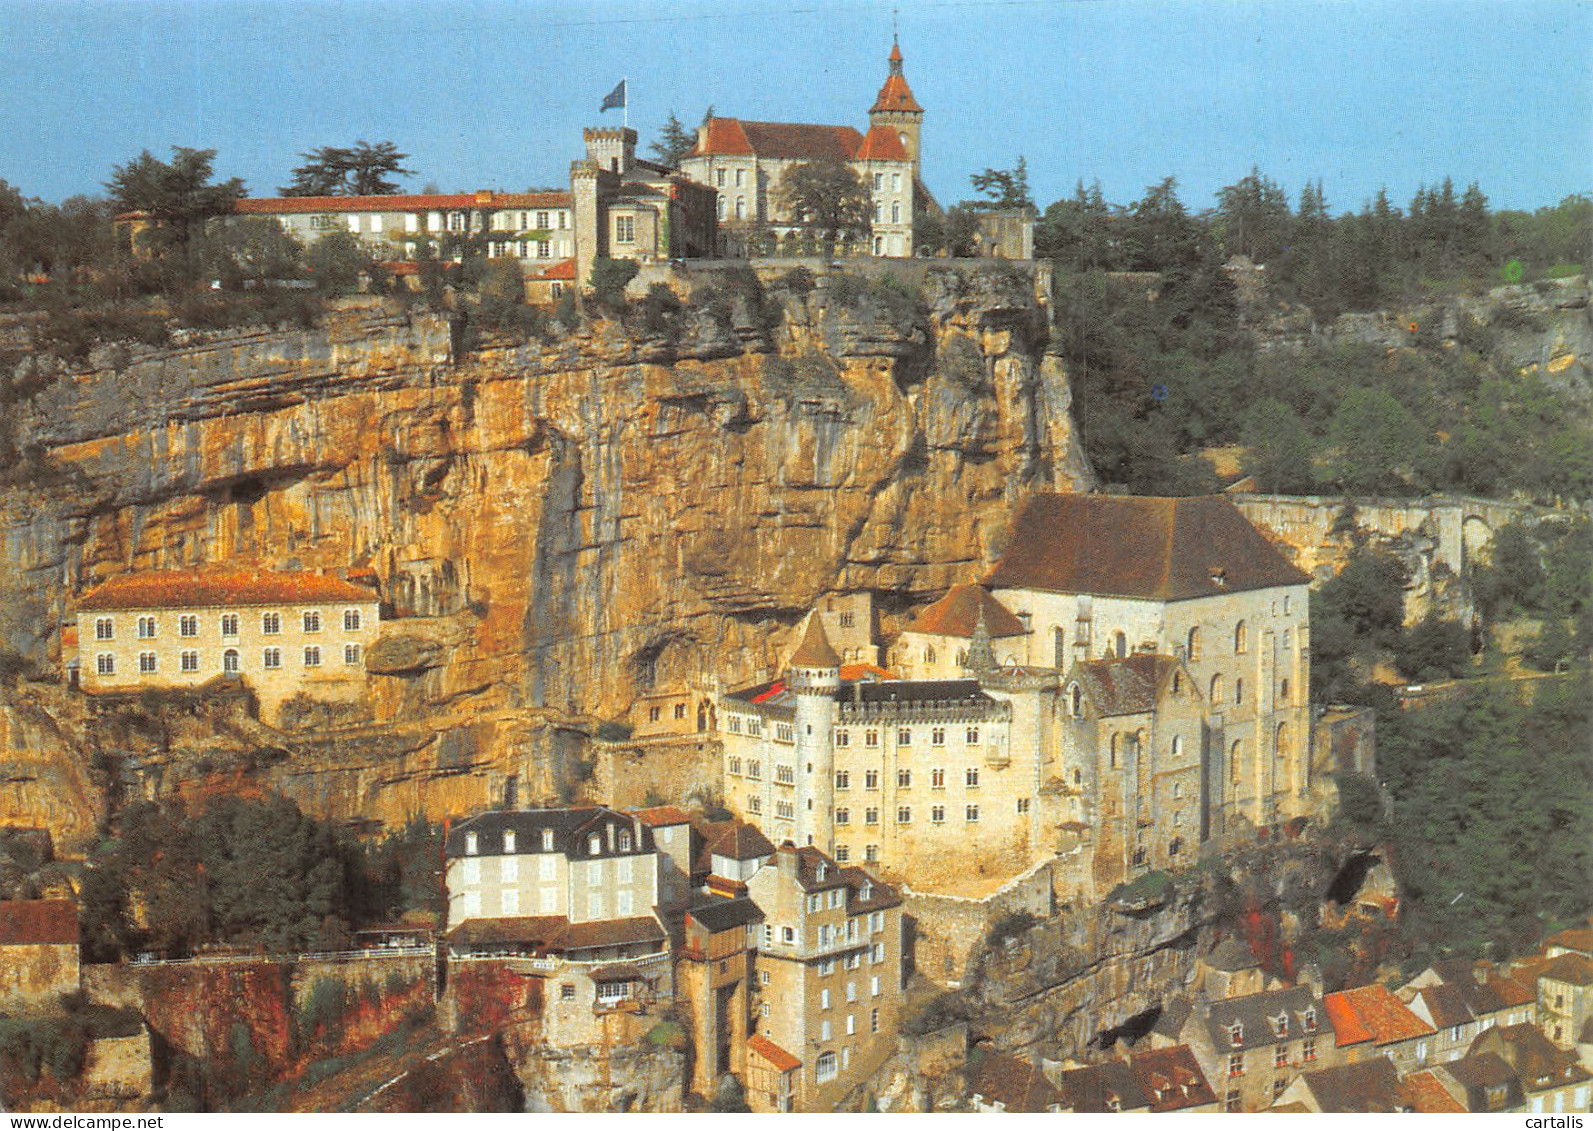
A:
[1548,927,1593,956]
[906,584,1027,639]
[1322,985,1436,1047]
[531,258,576,281]
[78,569,377,611]
[237,191,571,215]
[855,125,910,162]
[688,118,870,162]
[631,806,694,828]
[1489,974,1537,1009]
[838,662,896,682]
[973,1051,1065,1112]
[0,899,79,946]
[985,494,1311,600]
[562,915,666,951]
[748,1033,801,1073]
[1400,1070,1466,1113]
[1539,953,1593,986]
[870,72,922,114]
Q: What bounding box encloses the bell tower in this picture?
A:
[869,38,924,182]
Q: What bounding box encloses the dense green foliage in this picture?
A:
[1043,174,1592,501]
[776,160,872,257]
[281,140,412,197]
[1376,673,1592,959]
[78,796,442,960]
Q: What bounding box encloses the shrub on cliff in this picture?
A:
[588,256,639,311]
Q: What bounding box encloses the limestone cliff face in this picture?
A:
[0,267,1090,836]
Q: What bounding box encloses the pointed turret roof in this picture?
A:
[788,615,841,669]
[871,40,923,114]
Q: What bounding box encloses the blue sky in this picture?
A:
[1,0,1587,215]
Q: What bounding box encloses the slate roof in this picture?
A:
[788,615,841,668]
[839,678,997,708]
[445,915,568,948]
[0,899,78,946]
[905,584,1027,639]
[1069,655,1181,717]
[1203,985,1324,1051]
[709,822,776,862]
[969,1051,1063,1113]
[1399,1070,1467,1113]
[985,494,1310,600]
[748,1033,801,1073]
[237,191,572,215]
[1437,1052,1525,1112]
[1128,1046,1216,1112]
[563,916,667,951]
[446,807,654,861]
[79,569,376,611]
[1298,1057,1405,1113]
[1413,983,1474,1030]
[1322,984,1435,1047]
[1471,1023,1592,1092]
[1426,958,1515,1016]
[1152,996,1194,1040]
[1054,1058,1147,1113]
[686,898,764,935]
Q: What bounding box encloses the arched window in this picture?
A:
[1054,627,1066,668]
[1172,671,1182,695]
[1187,627,1201,660]
[697,702,708,732]
[1235,677,1244,706]
[925,644,936,664]
[891,201,901,224]
[1113,631,1127,659]
[223,648,239,673]
[1276,723,1291,757]
[1234,621,1248,654]
[1279,678,1290,704]
[1230,739,1243,782]
[1171,735,1183,759]
[1210,673,1224,703]
[1069,683,1082,717]
[1073,768,1082,785]
[735,197,745,220]
[1109,734,1119,769]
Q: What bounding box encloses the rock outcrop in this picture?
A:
[0,265,1090,837]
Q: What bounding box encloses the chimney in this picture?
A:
[697,123,709,150]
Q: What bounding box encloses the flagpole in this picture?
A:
[624,76,629,130]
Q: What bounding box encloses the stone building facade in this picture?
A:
[987,494,1316,834]
[678,42,924,258]
[68,569,380,723]
[0,898,79,1011]
[743,842,905,1112]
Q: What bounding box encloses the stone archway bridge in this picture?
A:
[1232,493,1578,583]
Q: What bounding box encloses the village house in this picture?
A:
[0,898,79,1010]
[1128,1045,1220,1112]
[966,1050,1063,1112]
[742,841,905,1112]
[67,568,381,725]
[1165,983,1333,1112]
[1400,956,1536,1035]
[678,41,924,258]
[1533,952,1593,1050]
[442,808,671,1045]
[1321,982,1437,1075]
[1432,1051,1527,1112]
[1470,1023,1592,1114]
[1273,1055,1407,1112]
[1052,1058,1150,1113]
[674,896,763,1100]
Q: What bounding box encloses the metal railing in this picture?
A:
[119,945,434,968]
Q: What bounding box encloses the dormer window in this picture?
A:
[1271,1013,1288,1039]
[860,882,872,901]
[588,834,601,855]
[465,832,478,855]
[816,863,828,882]
[1210,568,1227,589]
[1228,1021,1244,1048]
[541,828,554,851]
[503,830,516,854]
[618,830,633,852]
[1301,1008,1317,1033]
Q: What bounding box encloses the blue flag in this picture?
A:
[600,80,626,113]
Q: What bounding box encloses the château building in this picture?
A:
[678,41,926,258]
